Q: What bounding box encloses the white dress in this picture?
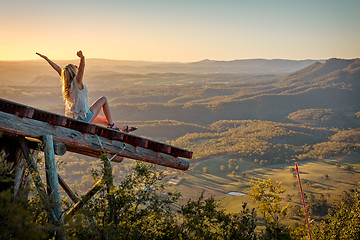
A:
[64,79,90,119]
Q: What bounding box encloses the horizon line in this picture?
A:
[0,57,339,63]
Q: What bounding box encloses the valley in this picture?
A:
[1,57,360,224]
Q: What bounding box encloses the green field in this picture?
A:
[168,152,360,225]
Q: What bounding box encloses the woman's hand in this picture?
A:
[36,52,62,76]
[75,50,85,84]
[36,52,48,60]
[77,51,84,58]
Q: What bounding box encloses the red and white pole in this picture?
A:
[295,162,312,240]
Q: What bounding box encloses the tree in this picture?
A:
[66,160,260,240]
[0,150,48,240]
[313,188,360,239]
[67,160,181,239]
[249,178,291,239]
[308,193,329,217]
[180,192,257,240]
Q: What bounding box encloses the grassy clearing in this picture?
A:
[170,152,360,225]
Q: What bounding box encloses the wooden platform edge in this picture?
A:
[0,111,189,171]
[0,98,193,159]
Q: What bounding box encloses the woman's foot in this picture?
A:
[122,126,137,133]
[107,122,120,131]
[107,123,137,133]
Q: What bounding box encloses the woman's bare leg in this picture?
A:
[90,96,112,124]
[90,115,108,125]
[89,96,125,129]
[90,115,125,129]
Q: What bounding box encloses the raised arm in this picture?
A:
[75,51,85,84]
[36,52,62,76]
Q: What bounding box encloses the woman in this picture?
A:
[36,51,136,132]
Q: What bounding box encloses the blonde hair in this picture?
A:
[61,64,77,100]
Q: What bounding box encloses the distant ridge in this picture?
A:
[281,58,360,90]
[85,58,322,74]
[186,59,322,74]
[0,58,322,76]
[0,58,324,85]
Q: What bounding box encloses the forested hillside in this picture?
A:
[1,58,360,239]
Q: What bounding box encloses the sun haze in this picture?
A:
[1,0,359,62]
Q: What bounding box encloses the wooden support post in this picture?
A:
[43,135,65,240]
[101,156,113,193]
[58,174,80,203]
[18,137,57,221]
[58,173,97,226]
[0,135,29,197]
[65,178,106,220]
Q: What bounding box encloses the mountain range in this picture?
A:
[0,58,321,86]
[102,58,360,127]
[0,57,359,131]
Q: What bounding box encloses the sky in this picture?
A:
[1,0,360,62]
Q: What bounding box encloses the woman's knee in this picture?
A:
[97,96,108,106]
[90,96,108,110]
[100,96,107,103]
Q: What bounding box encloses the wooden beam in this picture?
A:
[0,111,189,170]
[25,137,67,156]
[0,98,193,159]
[65,178,106,220]
[0,98,34,118]
[18,137,57,222]
[58,174,80,203]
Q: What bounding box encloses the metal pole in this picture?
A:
[295,162,312,240]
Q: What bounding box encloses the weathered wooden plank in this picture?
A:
[0,111,189,170]
[0,98,34,118]
[65,118,97,134]
[111,130,191,158]
[84,134,189,169]
[33,109,67,127]
[0,98,192,159]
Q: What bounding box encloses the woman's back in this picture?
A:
[65,80,90,119]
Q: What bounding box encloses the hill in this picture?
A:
[104,58,360,128]
[1,58,359,131]
[169,119,360,161]
[280,58,360,91]
[0,58,320,86]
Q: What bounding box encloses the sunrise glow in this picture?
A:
[1,0,360,62]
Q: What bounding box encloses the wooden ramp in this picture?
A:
[0,98,192,170]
